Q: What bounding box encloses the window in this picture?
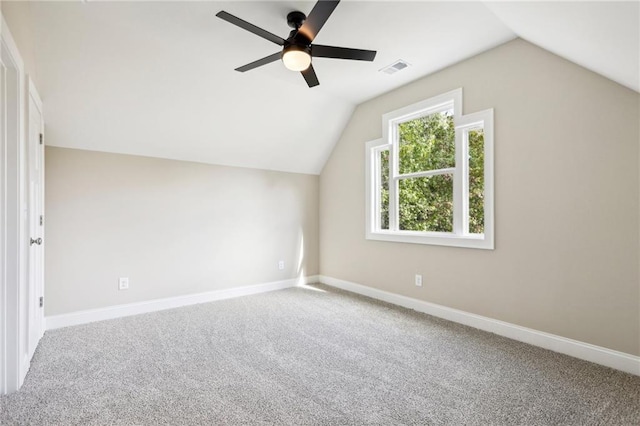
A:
[366,88,494,249]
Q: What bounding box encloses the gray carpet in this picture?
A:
[1,284,639,425]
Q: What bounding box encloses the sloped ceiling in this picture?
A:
[486,1,639,93]
[24,1,639,175]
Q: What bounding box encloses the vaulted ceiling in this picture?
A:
[22,1,640,174]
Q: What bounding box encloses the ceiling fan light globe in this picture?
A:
[282,49,312,71]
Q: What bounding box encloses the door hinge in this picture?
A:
[39,133,43,145]
[40,215,44,226]
[39,297,44,308]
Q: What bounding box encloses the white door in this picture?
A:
[27,80,44,359]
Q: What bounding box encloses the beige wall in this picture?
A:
[45,147,319,315]
[319,39,640,356]
[2,1,38,85]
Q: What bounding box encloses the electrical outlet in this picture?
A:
[119,277,129,290]
[415,274,423,287]
[278,261,285,270]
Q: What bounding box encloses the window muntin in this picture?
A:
[366,88,494,249]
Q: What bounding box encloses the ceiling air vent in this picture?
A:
[379,60,411,75]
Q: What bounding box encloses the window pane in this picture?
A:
[468,128,484,234]
[399,174,453,232]
[380,149,389,230]
[398,109,455,175]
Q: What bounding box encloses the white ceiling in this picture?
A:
[26,1,639,175]
[485,1,639,94]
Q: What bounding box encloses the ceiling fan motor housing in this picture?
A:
[282,43,311,58]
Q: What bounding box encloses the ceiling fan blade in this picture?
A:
[216,11,285,46]
[301,65,320,88]
[235,52,282,72]
[312,45,377,61]
[297,0,340,42]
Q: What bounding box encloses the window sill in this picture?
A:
[366,230,494,250]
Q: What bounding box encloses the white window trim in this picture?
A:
[365,88,494,250]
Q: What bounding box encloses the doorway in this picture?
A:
[1,14,44,395]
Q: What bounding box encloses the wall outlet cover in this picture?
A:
[119,277,129,290]
[415,274,423,287]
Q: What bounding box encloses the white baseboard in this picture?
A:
[319,275,640,376]
[46,275,319,330]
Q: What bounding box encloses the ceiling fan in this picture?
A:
[216,0,377,88]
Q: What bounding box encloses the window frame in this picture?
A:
[365,88,494,249]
